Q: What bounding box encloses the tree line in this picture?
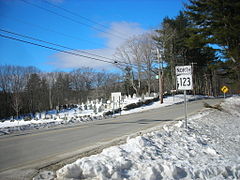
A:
[0,65,160,119]
[0,66,125,119]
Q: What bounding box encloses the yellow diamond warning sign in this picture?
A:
[221,86,229,93]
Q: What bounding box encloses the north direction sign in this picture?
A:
[175,66,192,75]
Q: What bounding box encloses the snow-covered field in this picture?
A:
[0,95,206,136]
[35,96,240,180]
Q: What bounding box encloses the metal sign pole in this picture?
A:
[184,90,187,129]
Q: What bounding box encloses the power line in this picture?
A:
[0,28,140,69]
[0,33,124,66]
[0,28,117,62]
[42,0,127,38]
[0,32,152,72]
[20,0,127,41]
[1,15,108,48]
[41,1,107,31]
[0,1,142,70]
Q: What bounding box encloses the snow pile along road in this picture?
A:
[54,97,240,180]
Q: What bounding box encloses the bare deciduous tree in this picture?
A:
[114,36,146,96]
[3,66,28,118]
[139,33,156,94]
[44,72,58,109]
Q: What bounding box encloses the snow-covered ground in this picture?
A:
[35,96,240,180]
[0,95,206,136]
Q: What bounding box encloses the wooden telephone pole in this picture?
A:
[157,48,164,104]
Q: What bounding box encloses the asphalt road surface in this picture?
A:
[0,98,222,179]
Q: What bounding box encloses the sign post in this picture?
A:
[184,90,187,128]
[176,66,193,129]
[221,86,229,99]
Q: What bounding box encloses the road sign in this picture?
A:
[175,65,192,75]
[221,86,229,99]
[221,86,229,93]
[175,65,193,129]
[177,74,193,90]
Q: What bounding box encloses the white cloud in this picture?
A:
[48,22,146,70]
[48,48,116,70]
[101,21,147,49]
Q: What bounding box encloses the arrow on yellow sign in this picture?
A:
[221,86,229,93]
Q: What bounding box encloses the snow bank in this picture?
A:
[54,97,240,180]
[121,95,207,115]
[0,114,103,136]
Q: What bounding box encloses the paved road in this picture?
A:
[0,98,222,176]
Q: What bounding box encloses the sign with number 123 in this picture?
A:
[177,74,193,90]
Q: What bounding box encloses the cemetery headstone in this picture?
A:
[88,104,93,110]
[146,92,149,97]
[93,105,97,114]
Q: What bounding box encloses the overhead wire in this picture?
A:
[0,1,142,70]
[42,0,127,38]
[0,28,118,63]
[0,28,140,69]
[0,31,144,70]
[0,15,108,48]
[0,31,154,73]
[20,0,127,41]
[0,33,123,66]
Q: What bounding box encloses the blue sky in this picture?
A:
[0,0,186,72]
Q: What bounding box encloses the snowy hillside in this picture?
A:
[35,96,240,180]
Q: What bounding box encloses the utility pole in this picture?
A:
[157,48,163,104]
[190,62,197,96]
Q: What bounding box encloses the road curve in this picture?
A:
[0,98,222,179]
